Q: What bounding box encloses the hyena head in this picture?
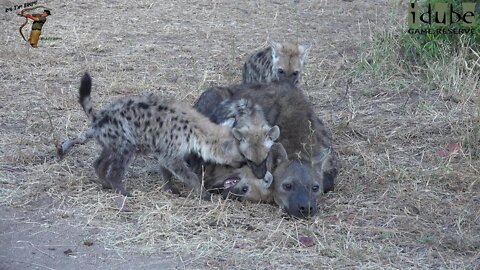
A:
[272,149,334,219]
[271,42,311,85]
[222,169,274,203]
[228,101,280,179]
[272,160,320,219]
[223,143,288,202]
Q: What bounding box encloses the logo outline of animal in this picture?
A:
[242,42,311,86]
[78,73,280,200]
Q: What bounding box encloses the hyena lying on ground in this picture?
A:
[193,81,337,218]
[203,143,288,203]
[78,73,280,199]
[242,42,311,86]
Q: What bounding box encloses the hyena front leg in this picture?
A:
[105,147,135,196]
[158,167,180,195]
[93,147,114,189]
[163,158,211,200]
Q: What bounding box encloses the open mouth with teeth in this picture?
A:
[223,175,241,189]
[221,175,245,200]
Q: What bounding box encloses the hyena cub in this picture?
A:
[206,98,281,178]
[243,42,311,85]
[204,142,288,203]
[78,73,280,200]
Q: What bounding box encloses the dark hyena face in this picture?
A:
[271,42,311,85]
[272,160,323,219]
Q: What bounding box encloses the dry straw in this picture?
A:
[0,0,478,269]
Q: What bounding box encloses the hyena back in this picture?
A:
[78,73,279,199]
[242,42,311,86]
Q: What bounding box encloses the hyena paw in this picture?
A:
[161,183,181,195]
[200,190,212,201]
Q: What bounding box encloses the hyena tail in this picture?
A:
[78,72,96,122]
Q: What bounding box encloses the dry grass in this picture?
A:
[0,0,479,269]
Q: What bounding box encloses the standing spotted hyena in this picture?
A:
[78,73,280,200]
[242,42,311,85]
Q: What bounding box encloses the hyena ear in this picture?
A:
[261,171,274,189]
[312,147,336,172]
[298,44,312,64]
[267,143,288,172]
[312,147,337,193]
[267,125,280,141]
[312,146,332,167]
[271,42,283,60]
[232,128,244,141]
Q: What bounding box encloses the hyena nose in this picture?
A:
[249,159,267,179]
[299,205,315,216]
[252,167,266,179]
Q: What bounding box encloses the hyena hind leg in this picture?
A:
[105,147,135,197]
[163,158,211,200]
[93,147,114,189]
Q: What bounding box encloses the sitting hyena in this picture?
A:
[242,42,311,85]
[193,81,337,218]
[78,73,280,199]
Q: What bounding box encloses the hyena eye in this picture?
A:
[292,71,299,77]
[242,186,249,193]
[277,68,284,74]
[282,183,292,191]
[312,185,320,192]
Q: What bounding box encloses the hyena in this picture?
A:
[78,73,280,199]
[203,166,274,203]
[188,95,281,179]
[193,81,337,218]
[202,142,288,203]
[242,42,311,86]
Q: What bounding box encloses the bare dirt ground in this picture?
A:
[0,0,479,269]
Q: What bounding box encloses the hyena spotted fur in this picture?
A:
[78,73,279,200]
[243,42,311,85]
